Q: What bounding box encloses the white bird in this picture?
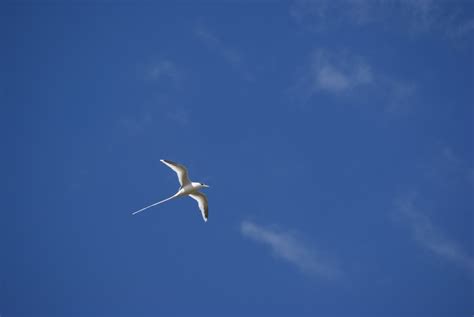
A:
[132,159,210,222]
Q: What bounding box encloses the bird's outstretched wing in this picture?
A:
[160,159,191,186]
[189,192,208,222]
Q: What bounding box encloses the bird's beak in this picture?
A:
[205,185,210,188]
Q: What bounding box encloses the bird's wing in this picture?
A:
[160,159,191,186]
[189,192,208,222]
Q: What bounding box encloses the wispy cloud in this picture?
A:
[148,60,180,82]
[118,112,152,136]
[423,147,474,192]
[384,79,416,114]
[240,221,342,280]
[138,58,191,127]
[397,0,474,37]
[195,25,254,81]
[166,107,190,127]
[290,0,474,39]
[290,0,378,31]
[394,195,474,277]
[392,147,474,277]
[144,59,182,88]
[291,48,415,112]
[310,49,373,94]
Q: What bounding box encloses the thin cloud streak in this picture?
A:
[290,0,474,39]
[241,221,342,280]
[145,59,182,87]
[166,107,190,126]
[312,49,373,94]
[290,48,415,113]
[118,112,152,136]
[395,195,474,277]
[195,25,254,81]
[141,58,190,126]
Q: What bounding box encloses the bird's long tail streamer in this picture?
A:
[132,195,177,215]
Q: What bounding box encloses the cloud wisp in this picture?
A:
[144,59,182,88]
[310,49,373,94]
[395,195,474,277]
[241,221,342,280]
[139,58,192,127]
[290,0,474,39]
[195,25,254,82]
[290,48,415,112]
[118,112,153,136]
[166,107,191,127]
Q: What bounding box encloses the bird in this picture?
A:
[132,159,210,222]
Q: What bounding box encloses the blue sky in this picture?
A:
[2,1,473,316]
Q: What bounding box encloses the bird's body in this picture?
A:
[132,159,210,222]
[177,182,207,197]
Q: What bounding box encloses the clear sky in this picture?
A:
[2,1,473,317]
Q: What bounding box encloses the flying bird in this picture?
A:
[132,159,210,222]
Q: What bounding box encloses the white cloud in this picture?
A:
[291,48,414,112]
[138,59,190,126]
[290,0,378,31]
[392,147,474,277]
[395,194,474,277]
[118,112,152,136]
[290,0,474,39]
[384,80,416,114]
[316,65,351,93]
[240,221,342,280]
[195,25,254,82]
[312,50,373,94]
[195,26,239,65]
[166,107,190,126]
[450,18,474,37]
[423,147,474,192]
[146,59,181,84]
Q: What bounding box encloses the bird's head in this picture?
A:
[200,182,210,188]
